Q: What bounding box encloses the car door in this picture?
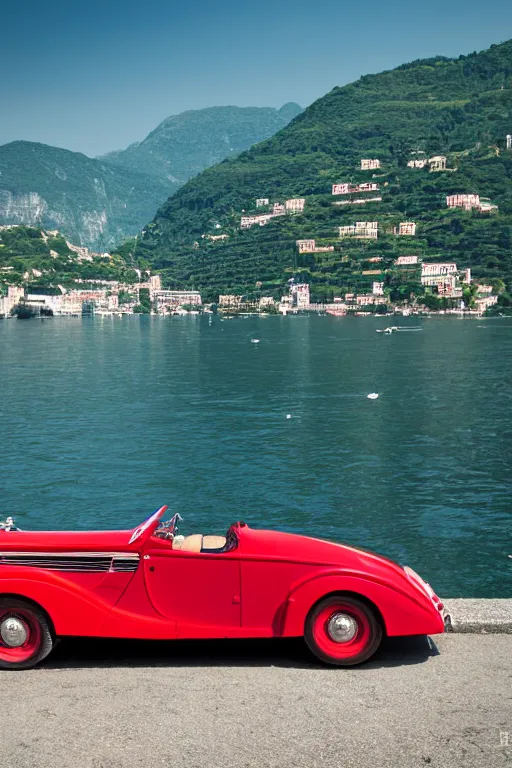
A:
[143,548,241,638]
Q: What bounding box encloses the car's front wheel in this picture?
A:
[305,595,382,666]
[0,598,54,670]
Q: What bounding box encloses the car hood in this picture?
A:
[0,529,135,553]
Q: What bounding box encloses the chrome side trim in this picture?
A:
[0,551,140,573]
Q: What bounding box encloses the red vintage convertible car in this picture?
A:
[0,507,447,669]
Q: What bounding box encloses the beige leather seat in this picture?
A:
[172,534,227,552]
[202,535,227,550]
[173,534,203,552]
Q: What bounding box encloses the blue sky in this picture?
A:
[1,0,510,157]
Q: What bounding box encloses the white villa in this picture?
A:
[339,222,378,239]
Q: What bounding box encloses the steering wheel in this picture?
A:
[155,512,183,540]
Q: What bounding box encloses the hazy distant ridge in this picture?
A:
[100,104,303,185]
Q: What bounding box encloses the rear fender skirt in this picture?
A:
[281,572,444,638]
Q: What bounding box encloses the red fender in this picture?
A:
[0,570,113,635]
[281,571,444,637]
[0,567,177,640]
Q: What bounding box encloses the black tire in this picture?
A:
[305,595,382,667]
[0,598,54,670]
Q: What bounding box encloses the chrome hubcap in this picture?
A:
[327,612,358,643]
[0,616,28,647]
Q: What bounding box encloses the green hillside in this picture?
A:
[0,226,139,287]
[134,41,512,302]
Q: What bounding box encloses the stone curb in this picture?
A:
[443,598,512,633]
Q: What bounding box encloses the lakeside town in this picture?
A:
[0,258,500,318]
[0,212,504,321]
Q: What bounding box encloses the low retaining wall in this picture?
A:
[443,599,512,633]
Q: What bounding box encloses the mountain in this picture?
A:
[100,104,303,185]
[0,142,170,250]
[0,104,302,249]
[134,41,512,302]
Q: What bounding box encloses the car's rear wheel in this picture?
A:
[305,595,382,666]
[0,598,54,670]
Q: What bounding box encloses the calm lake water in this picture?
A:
[0,314,511,597]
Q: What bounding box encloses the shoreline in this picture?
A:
[1,310,508,320]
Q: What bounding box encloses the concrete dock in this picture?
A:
[0,632,511,768]
[444,599,512,633]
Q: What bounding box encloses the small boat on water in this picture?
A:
[377,326,423,334]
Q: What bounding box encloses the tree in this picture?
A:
[118,290,133,305]
[462,284,478,309]
[421,293,441,310]
[137,287,151,313]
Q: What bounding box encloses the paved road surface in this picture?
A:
[1,634,511,768]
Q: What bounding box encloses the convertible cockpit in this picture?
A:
[154,513,234,553]
[172,534,228,553]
